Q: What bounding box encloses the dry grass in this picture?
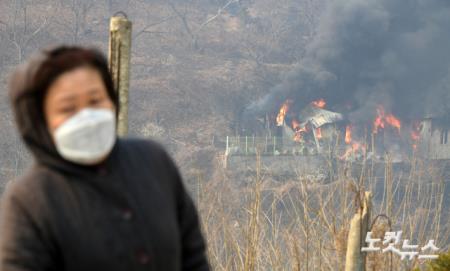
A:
[196,154,450,271]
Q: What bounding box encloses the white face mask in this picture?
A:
[53,108,116,165]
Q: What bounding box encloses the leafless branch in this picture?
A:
[133,15,177,41]
[168,2,194,40]
[199,0,239,29]
[23,17,49,48]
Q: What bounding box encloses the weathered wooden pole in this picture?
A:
[273,136,276,155]
[345,191,372,271]
[109,13,132,136]
[311,124,321,154]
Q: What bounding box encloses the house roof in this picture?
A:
[299,105,344,128]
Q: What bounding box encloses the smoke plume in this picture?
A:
[246,0,450,123]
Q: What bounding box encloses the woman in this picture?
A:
[0,46,210,271]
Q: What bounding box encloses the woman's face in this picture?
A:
[44,66,115,135]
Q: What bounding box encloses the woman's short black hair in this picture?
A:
[33,46,119,110]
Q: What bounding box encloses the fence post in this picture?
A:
[109,14,132,136]
[273,136,276,155]
[245,136,248,155]
[345,191,372,271]
[265,135,268,154]
[252,135,255,153]
[226,136,229,154]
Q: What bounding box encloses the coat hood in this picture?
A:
[8,47,120,176]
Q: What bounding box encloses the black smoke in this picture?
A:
[245,0,450,124]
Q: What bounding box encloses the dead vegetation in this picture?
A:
[196,154,449,270]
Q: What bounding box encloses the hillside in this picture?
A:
[0,0,325,183]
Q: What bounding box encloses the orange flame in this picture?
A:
[311,98,326,108]
[316,128,322,139]
[373,106,385,133]
[345,125,352,144]
[292,119,308,142]
[411,122,420,141]
[293,127,308,142]
[385,114,401,133]
[411,122,421,150]
[292,119,301,130]
[340,142,366,160]
[373,105,401,133]
[293,132,303,142]
[276,100,292,126]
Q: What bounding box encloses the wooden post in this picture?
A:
[224,136,229,169]
[385,154,392,219]
[245,136,248,155]
[345,191,372,271]
[265,135,268,154]
[252,135,255,153]
[371,132,375,155]
[226,136,229,155]
[109,14,132,136]
[312,123,321,154]
[273,136,276,155]
[226,136,229,151]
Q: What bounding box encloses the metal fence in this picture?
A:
[224,136,287,156]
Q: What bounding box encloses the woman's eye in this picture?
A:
[59,106,76,114]
[89,98,102,105]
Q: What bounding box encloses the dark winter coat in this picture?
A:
[0,55,210,271]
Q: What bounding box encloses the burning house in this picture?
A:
[225,97,450,163]
[277,99,344,156]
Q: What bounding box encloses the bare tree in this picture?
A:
[167,2,197,49]
[132,15,176,42]
[167,0,240,50]
[0,0,52,63]
[57,0,96,43]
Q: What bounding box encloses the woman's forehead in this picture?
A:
[46,67,105,101]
